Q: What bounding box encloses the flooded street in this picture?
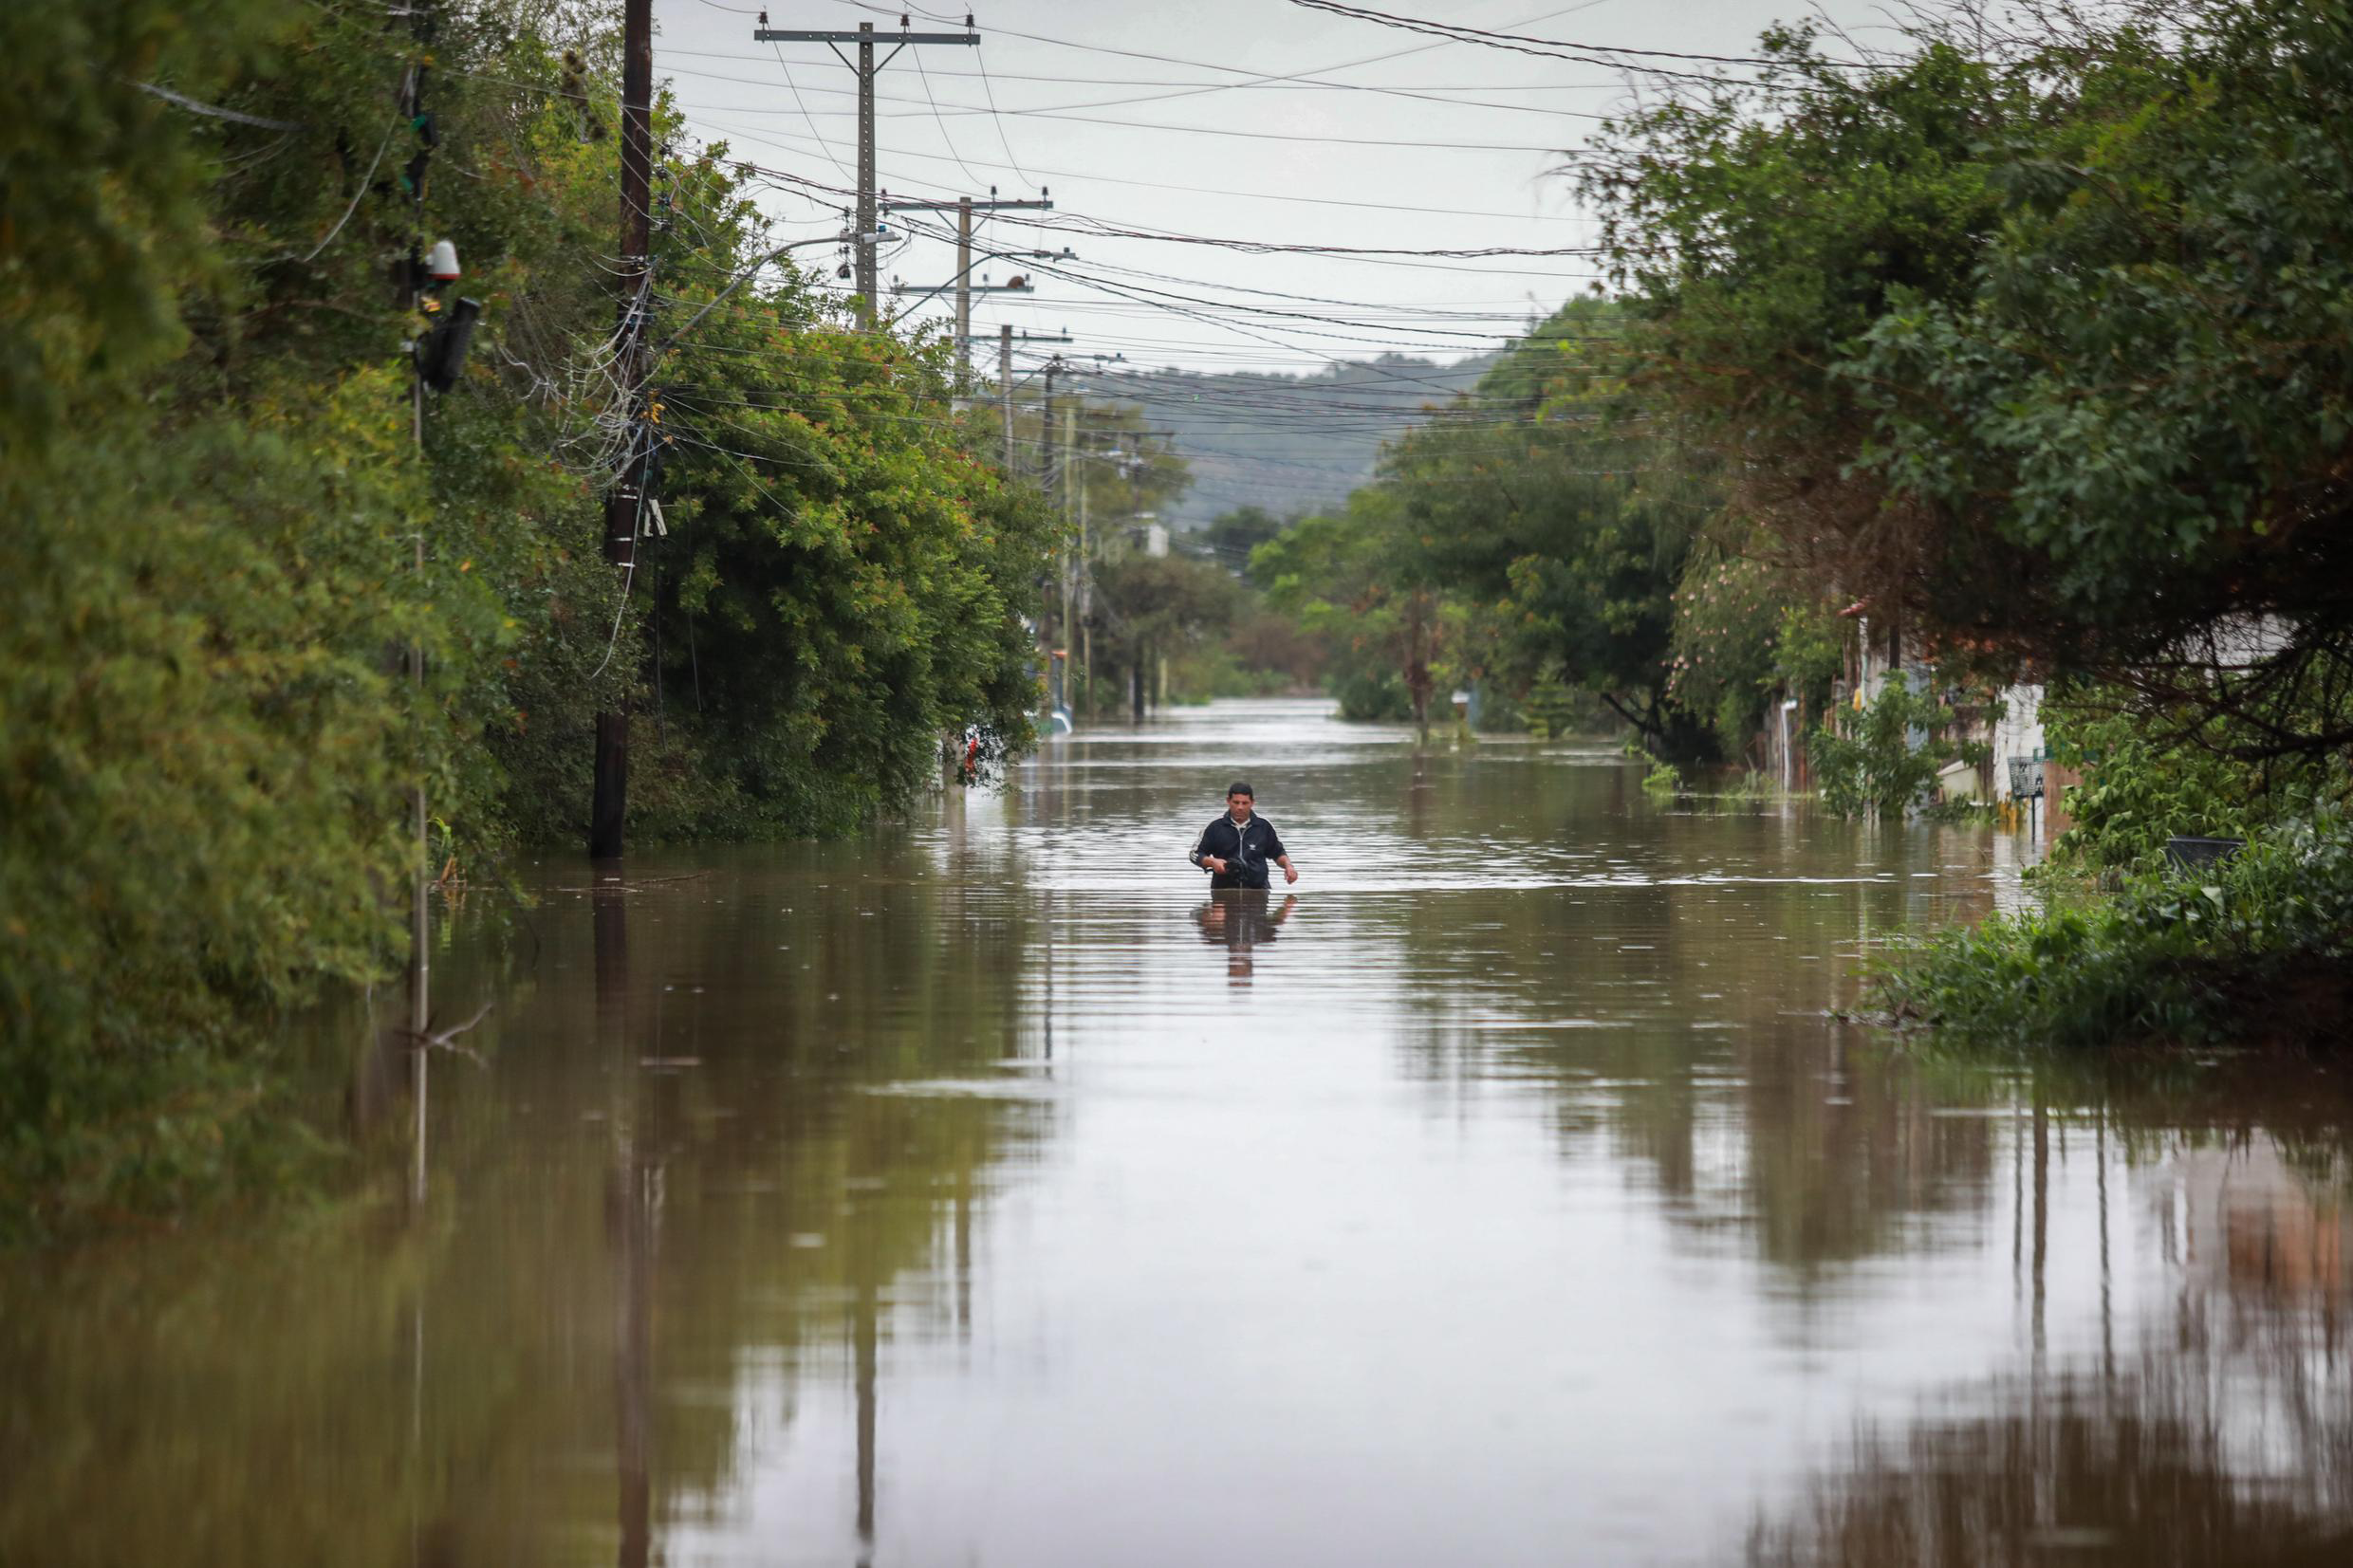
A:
[9,698,2351,1566]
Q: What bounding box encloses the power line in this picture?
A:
[1286,1,1867,75]
[750,161,1603,258]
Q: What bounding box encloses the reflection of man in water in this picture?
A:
[1195,890,1298,983]
[1187,780,1298,890]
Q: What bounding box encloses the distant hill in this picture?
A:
[1088,351,1506,527]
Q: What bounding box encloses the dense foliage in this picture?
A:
[0,0,1054,1236]
[1667,549,1843,762]
[1808,681,1981,820]
[1586,0,2353,758]
[2036,687,2349,875]
[1252,300,1747,749]
[1878,809,2353,1050]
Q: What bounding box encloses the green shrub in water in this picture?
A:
[1876,807,2353,1050]
[2039,687,2346,876]
[1810,680,1980,819]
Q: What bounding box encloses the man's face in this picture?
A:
[1227,791,1253,821]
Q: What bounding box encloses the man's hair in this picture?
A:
[1226,780,1253,799]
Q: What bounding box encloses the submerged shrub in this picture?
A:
[1810,680,1978,819]
[1876,808,2353,1050]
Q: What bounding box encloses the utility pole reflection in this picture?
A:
[854,1278,879,1566]
[597,881,654,1568]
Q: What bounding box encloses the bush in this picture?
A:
[1335,671,1413,722]
[2042,687,2344,876]
[1876,808,2353,1050]
[1810,680,1979,818]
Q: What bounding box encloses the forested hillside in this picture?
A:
[1091,352,1501,526]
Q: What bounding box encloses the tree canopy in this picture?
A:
[0,0,1058,1234]
[1586,1,2353,756]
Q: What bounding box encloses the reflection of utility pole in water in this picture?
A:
[854,1273,880,1564]
[2031,1094,2049,1363]
[610,1134,653,1568]
[954,1171,974,1343]
[2097,1103,2114,1384]
[596,882,653,1568]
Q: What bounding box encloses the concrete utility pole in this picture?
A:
[999,323,1013,455]
[752,16,980,323]
[591,0,656,861]
[1041,356,1064,708]
[877,192,1053,388]
[1062,400,1079,716]
[1077,452,1091,713]
[969,327,1074,466]
[956,194,972,374]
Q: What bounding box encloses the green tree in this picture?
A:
[650,294,1057,831]
[0,1,1065,1233]
[1586,2,2353,759]
[1376,301,1714,754]
[1253,499,1423,724]
[1194,505,1287,581]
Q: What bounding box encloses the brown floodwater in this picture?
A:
[7,698,2352,1566]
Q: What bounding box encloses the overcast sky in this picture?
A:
[650,0,1901,377]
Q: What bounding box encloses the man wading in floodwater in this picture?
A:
[1189,781,1298,890]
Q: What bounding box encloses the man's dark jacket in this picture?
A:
[1190,813,1287,890]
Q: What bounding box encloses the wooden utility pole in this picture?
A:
[752,17,981,323]
[590,0,655,861]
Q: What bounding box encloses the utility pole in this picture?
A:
[998,323,1013,457]
[1041,355,1064,709]
[877,192,1053,386]
[1077,443,1091,716]
[401,1,439,1204]
[1062,399,1079,720]
[956,194,971,379]
[888,266,1032,345]
[591,0,655,860]
[967,325,1073,465]
[753,15,981,323]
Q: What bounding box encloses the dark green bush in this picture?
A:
[1809,680,1981,818]
[1877,808,2353,1049]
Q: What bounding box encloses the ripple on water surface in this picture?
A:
[5,697,2350,1568]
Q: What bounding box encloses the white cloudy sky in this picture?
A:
[650,0,1911,376]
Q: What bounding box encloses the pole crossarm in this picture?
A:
[895,282,1035,295]
[752,21,980,323]
[753,29,978,44]
[878,198,1053,213]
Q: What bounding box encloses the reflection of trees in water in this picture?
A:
[1387,872,2003,1280]
[1751,1135,2353,1565]
[0,857,1052,1568]
[1748,1352,2353,1566]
